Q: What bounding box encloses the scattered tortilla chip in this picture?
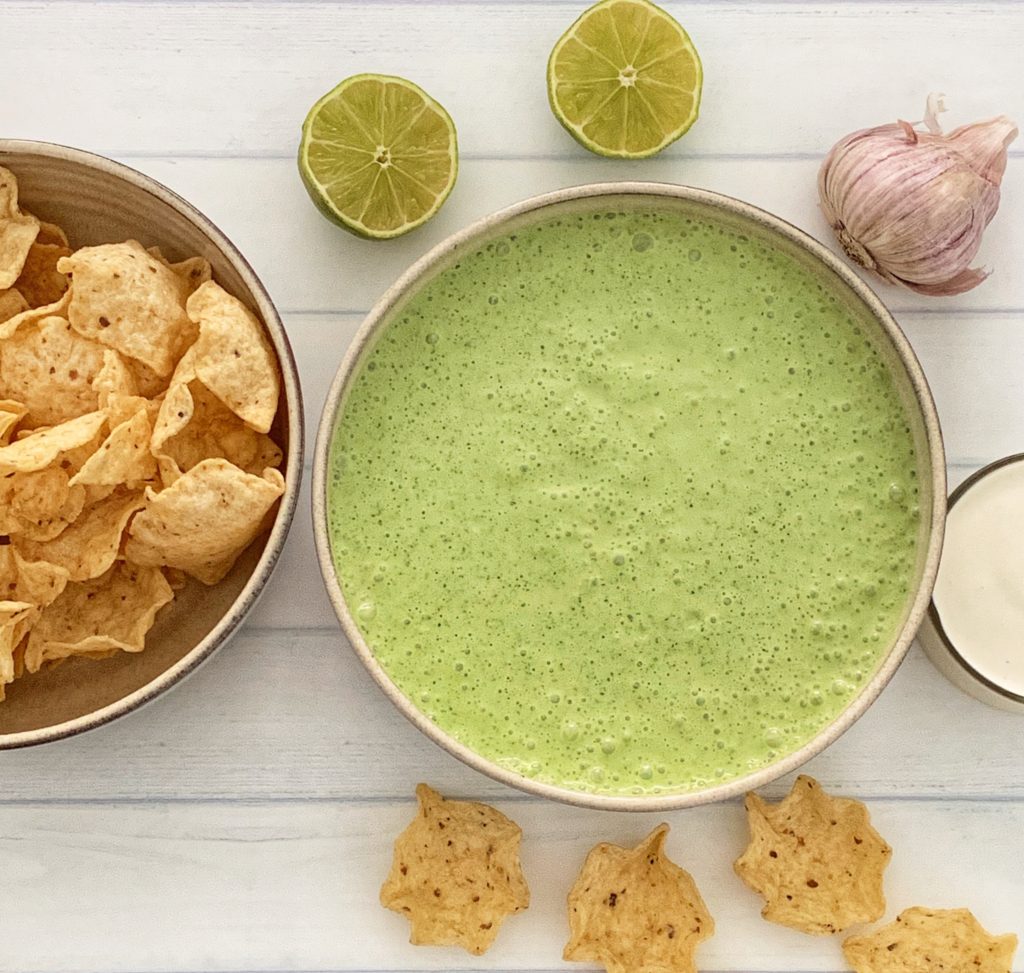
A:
[0,287,28,323]
[0,410,106,474]
[58,240,196,376]
[843,907,1018,973]
[0,600,39,699]
[92,349,138,405]
[70,407,156,488]
[734,775,891,935]
[0,166,40,289]
[0,313,105,427]
[124,458,283,584]
[17,490,145,582]
[380,783,529,955]
[564,824,714,973]
[186,281,280,433]
[152,378,282,484]
[0,467,87,541]
[0,398,28,445]
[14,241,71,308]
[0,545,70,607]
[23,561,173,673]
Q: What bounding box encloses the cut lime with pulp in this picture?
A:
[548,0,703,159]
[299,74,458,240]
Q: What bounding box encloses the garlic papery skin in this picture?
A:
[818,99,1017,296]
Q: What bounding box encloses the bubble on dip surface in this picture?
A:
[932,458,1024,699]
[327,204,925,796]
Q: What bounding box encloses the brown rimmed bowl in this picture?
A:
[313,182,945,811]
[0,140,303,748]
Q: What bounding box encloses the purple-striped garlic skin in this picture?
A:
[818,102,1017,297]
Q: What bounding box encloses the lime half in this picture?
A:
[548,0,702,159]
[299,74,458,240]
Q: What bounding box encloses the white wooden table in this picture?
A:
[2,2,1023,971]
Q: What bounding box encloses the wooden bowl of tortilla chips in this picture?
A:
[0,140,303,747]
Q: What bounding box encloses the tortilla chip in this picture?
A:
[23,561,173,672]
[91,349,139,406]
[17,490,145,582]
[58,240,196,376]
[148,248,212,296]
[0,289,71,340]
[0,314,105,427]
[15,241,71,308]
[152,378,282,484]
[186,281,280,433]
[0,398,28,445]
[844,907,1018,973]
[734,775,891,935]
[0,467,87,540]
[70,407,156,488]
[0,410,106,474]
[33,220,68,248]
[0,166,40,289]
[124,458,284,584]
[564,824,713,973]
[380,783,529,955]
[0,287,28,323]
[0,545,70,607]
[0,600,38,698]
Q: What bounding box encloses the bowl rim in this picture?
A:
[312,180,946,811]
[0,138,304,749]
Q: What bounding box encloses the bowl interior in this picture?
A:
[317,185,945,809]
[0,145,301,743]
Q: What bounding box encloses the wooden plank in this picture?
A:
[3,2,1021,161]
[0,797,1020,973]
[108,157,1024,315]
[2,630,1022,803]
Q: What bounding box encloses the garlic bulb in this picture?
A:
[818,96,1017,296]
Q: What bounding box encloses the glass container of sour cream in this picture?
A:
[919,454,1024,712]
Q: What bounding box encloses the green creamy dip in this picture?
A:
[328,205,922,796]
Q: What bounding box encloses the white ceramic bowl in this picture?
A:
[313,182,945,810]
[0,140,303,748]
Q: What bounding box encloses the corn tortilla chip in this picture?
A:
[0,600,38,699]
[58,240,196,376]
[92,349,138,405]
[0,410,106,474]
[23,561,173,673]
[0,467,87,541]
[17,490,145,581]
[0,398,28,445]
[124,458,283,584]
[734,775,891,935]
[186,281,280,433]
[0,314,106,427]
[32,220,68,248]
[152,379,282,484]
[843,907,1018,973]
[380,783,529,955]
[564,824,714,973]
[15,241,71,308]
[0,167,40,289]
[0,287,28,323]
[0,545,70,607]
[70,407,156,488]
[0,289,71,341]
[148,248,212,296]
